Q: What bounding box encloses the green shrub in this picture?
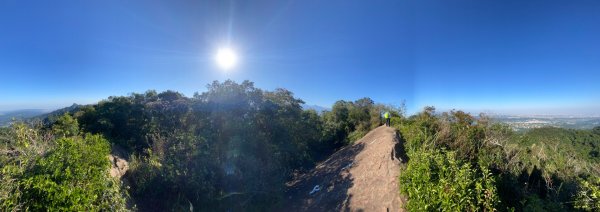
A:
[575,176,600,211]
[1,122,51,210]
[397,107,600,211]
[399,149,499,211]
[1,165,23,210]
[51,113,80,137]
[348,130,367,142]
[19,135,127,211]
[1,120,128,211]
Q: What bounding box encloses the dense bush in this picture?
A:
[593,126,600,135]
[400,149,498,211]
[58,80,393,211]
[321,98,397,146]
[396,108,499,211]
[395,107,600,211]
[3,84,597,211]
[0,122,128,211]
[575,176,600,211]
[20,135,127,211]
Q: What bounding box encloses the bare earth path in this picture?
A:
[283,126,408,212]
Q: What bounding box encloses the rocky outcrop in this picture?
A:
[109,154,129,179]
[284,126,408,212]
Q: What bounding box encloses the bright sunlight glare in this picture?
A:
[215,47,238,70]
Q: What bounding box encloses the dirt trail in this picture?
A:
[283,126,407,212]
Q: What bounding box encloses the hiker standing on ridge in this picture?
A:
[384,111,390,127]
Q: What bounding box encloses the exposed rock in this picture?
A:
[109,154,129,179]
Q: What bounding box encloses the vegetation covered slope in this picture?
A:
[2,81,598,211]
[395,107,600,211]
[0,117,127,211]
[1,80,396,211]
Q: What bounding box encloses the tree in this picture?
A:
[49,80,394,210]
[593,126,600,135]
[52,113,79,137]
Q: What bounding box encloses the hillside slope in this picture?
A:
[284,126,407,211]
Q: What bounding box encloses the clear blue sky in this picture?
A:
[1,0,599,115]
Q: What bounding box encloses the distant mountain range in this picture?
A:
[34,104,83,123]
[0,109,49,126]
[0,104,82,126]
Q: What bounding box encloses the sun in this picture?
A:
[215,47,238,70]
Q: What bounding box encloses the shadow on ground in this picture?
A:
[282,143,365,211]
[281,126,410,212]
[392,131,409,163]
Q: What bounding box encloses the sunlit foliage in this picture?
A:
[395,107,600,211]
[61,80,392,210]
[0,121,127,211]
